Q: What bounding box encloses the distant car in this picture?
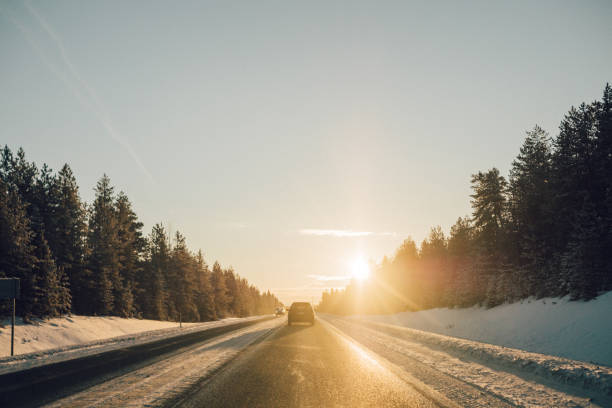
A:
[275,307,285,316]
[288,302,315,326]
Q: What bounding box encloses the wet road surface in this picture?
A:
[173,318,438,408]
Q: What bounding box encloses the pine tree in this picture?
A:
[0,178,36,318]
[448,217,472,257]
[194,250,216,320]
[32,231,71,317]
[53,165,88,314]
[508,126,555,297]
[420,226,448,260]
[561,197,603,300]
[594,84,612,292]
[168,231,199,321]
[469,169,509,305]
[86,175,120,315]
[224,268,238,315]
[470,168,508,256]
[142,223,170,320]
[114,192,145,317]
[552,99,608,299]
[211,261,229,317]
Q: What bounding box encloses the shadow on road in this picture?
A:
[271,320,315,340]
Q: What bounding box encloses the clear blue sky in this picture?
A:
[1,0,610,303]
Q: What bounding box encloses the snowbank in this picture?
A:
[349,319,612,398]
[358,291,612,367]
[0,314,265,374]
[0,315,197,357]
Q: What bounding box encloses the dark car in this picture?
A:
[287,302,315,325]
[275,307,285,316]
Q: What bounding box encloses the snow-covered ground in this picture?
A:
[0,315,199,357]
[0,314,266,374]
[355,291,612,367]
[43,318,284,408]
[323,315,612,407]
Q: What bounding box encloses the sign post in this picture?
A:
[0,278,21,356]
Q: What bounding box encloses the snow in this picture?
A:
[323,315,612,407]
[356,291,612,367]
[0,315,197,357]
[43,318,284,408]
[319,291,612,405]
[0,314,266,375]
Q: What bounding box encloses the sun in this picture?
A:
[351,257,370,281]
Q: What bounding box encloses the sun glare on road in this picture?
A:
[351,257,370,281]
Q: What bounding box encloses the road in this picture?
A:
[173,319,438,408]
[1,314,602,407]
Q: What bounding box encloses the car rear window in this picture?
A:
[291,303,310,310]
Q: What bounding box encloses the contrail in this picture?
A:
[0,7,89,109]
[6,1,155,184]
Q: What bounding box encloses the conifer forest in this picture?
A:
[0,150,280,321]
[318,84,612,314]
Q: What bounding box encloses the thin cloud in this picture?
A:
[307,274,351,282]
[12,2,155,184]
[299,229,396,237]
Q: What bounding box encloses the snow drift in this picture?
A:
[358,291,612,367]
[348,319,612,398]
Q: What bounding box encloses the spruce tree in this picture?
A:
[594,84,612,292]
[508,126,555,297]
[224,268,238,315]
[195,250,216,320]
[470,168,509,305]
[211,261,229,317]
[142,223,170,320]
[552,101,606,299]
[114,192,145,317]
[86,175,120,315]
[53,165,88,314]
[168,231,199,321]
[32,231,71,317]
[470,168,508,256]
[0,179,36,318]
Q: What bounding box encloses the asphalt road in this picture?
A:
[172,318,439,408]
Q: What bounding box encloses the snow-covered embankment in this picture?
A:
[0,315,266,374]
[359,291,612,366]
[347,292,612,399]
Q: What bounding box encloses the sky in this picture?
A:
[1,0,611,304]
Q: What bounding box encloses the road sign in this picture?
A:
[0,278,20,300]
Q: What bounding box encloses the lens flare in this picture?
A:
[351,257,370,281]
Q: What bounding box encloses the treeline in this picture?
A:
[0,149,279,320]
[319,84,612,314]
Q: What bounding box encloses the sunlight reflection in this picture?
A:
[347,339,382,368]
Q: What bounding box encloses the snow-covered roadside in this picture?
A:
[0,315,268,375]
[331,315,612,399]
[355,291,612,367]
[43,318,284,408]
[323,315,611,407]
[0,315,201,357]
